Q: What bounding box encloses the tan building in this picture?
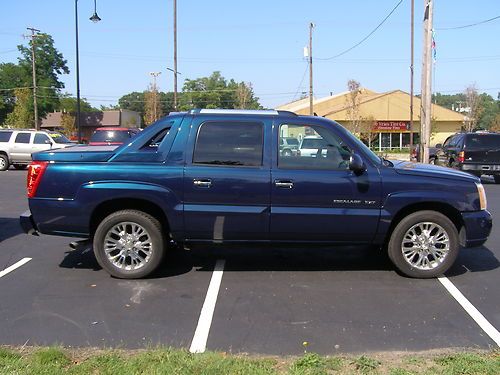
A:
[278,88,465,151]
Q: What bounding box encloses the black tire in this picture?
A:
[494,175,500,184]
[13,164,27,170]
[282,149,292,157]
[387,210,459,278]
[93,209,165,279]
[0,154,9,171]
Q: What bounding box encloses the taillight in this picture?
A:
[27,161,48,198]
[458,151,465,163]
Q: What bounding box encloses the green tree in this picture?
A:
[18,33,69,122]
[180,71,260,110]
[0,63,29,124]
[5,88,33,128]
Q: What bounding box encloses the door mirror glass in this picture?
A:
[349,153,366,174]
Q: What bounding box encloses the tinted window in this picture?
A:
[90,130,132,143]
[279,124,351,170]
[465,134,500,149]
[15,133,31,144]
[0,131,12,142]
[49,132,72,144]
[34,134,50,144]
[193,121,263,166]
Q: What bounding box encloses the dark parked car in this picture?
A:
[279,137,299,156]
[435,132,500,183]
[89,127,140,146]
[411,145,438,164]
[21,109,491,279]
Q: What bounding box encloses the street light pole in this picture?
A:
[75,0,101,143]
[173,0,178,111]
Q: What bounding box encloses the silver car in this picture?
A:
[0,129,74,171]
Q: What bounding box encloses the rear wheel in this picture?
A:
[0,154,9,171]
[388,211,459,278]
[494,175,500,184]
[93,210,165,278]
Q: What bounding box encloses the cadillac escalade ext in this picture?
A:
[20,109,492,279]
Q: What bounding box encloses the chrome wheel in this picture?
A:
[104,221,153,271]
[401,222,450,270]
[0,157,6,170]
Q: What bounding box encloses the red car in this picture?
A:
[89,127,140,146]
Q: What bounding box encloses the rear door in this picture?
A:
[183,116,271,241]
[270,122,381,242]
[10,132,33,162]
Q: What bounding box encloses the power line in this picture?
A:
[317,0,405,60]
[292,62,310,102]
[436,15,500,30]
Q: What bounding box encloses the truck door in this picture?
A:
[270,122,381,242]
[10,132,33,163]
[183,116,271,241]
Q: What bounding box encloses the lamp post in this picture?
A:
[167,67,181,112]
[75,0,101,144]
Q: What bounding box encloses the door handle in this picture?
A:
[274,179,294,189]
[193,179,212,188]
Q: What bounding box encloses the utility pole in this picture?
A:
[26,27,40,130]
[409,0,414,160]
[309,22,314,116]
[420,0,433,164]
[150,72,161,121]
[173,0,178,111]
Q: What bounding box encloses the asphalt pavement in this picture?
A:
[0,168,498,354]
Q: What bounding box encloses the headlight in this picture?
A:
[476,182,487,210]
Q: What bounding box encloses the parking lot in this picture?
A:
[0,168,498,355]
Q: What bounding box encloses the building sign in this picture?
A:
[373,121,411,132]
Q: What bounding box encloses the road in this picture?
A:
[0,168,498,354]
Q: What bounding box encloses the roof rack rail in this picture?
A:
[189,109,279,116]
[276,110,298,116]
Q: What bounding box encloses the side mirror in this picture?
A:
[435,143,442,149]
[349,153,366,175]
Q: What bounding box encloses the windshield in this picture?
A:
[301,138,328,149]
[90,130,133,143]
[48,132,72,144]
[465,134,500,149]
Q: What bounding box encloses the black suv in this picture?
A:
[436,132,500,183]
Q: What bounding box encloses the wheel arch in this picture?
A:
[384,202,464,246]
[89,198,170,239]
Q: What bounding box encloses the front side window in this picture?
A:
[193,121,263,166]
[34,134,51,145]
[279,124,351,170]
[15,133,31,144]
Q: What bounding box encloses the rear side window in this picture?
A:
[193,121,263,166]
[465,134,500,149]
[15,133,31,144]
[0,131,13,142]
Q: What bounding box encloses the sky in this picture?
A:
[1,0,499,109]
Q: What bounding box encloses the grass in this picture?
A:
[0,346,498,375]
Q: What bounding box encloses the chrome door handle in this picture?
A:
[193,179,212,188]
[274,180,293,189]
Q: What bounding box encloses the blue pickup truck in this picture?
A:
[20,109,492,279]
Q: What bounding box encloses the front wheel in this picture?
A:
[387,211,459,278]
[93,210,165,278]
[0,154,9,171]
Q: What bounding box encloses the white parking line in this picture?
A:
[438,276,500,347]
[190,259,225,353]
[0,258,32,278]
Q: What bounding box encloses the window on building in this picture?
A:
[193,121,263,166]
